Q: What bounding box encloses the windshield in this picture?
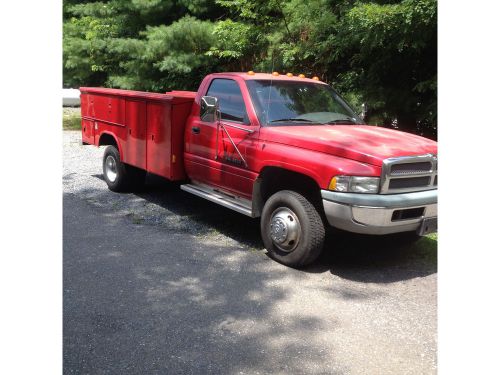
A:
[245,79,364,126]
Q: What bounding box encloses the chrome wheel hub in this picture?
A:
[269,208,301,252]
[105,155,118,182]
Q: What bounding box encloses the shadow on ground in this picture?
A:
[64,192,349,374]
[95,173,438,284]
[92,173,263,248]
[311,230,437,283]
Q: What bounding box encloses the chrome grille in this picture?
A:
[380,154,437,194]
[390,162,432,175]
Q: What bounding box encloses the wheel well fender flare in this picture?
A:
[252,166,323,217]
[97,132,123,159]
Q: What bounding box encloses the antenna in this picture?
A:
[265,49,275,125]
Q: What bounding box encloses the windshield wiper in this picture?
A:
[270,118,315,123]
[324,119,358,125]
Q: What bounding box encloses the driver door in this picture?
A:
[188,78,259,198]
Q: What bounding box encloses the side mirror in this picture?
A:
[200,96,219,123]
[360,103,367,121]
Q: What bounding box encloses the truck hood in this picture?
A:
[259,125,437,167]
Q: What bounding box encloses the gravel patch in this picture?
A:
[63,130,261,249]
[63,130,437,374]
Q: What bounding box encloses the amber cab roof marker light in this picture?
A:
[286,72,293,77]
[272,71,279,76]
[298,74,305,78]
[247,70,255,75]
[312,76,320,81]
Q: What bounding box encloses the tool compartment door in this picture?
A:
[146,102,172,178]
[80,93,95,144]
[124,100,147,170]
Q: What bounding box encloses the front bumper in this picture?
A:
[321,189,437,235]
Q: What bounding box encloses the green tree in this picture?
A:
[63,0,437,137]
[335,0,437,135]
[108,16,218,91]
[210,0,436,136]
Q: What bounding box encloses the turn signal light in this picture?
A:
[328,177,337,190]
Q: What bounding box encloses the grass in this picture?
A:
[63,107,81,130]
[408,232,438,267]
[426,232,438,242]
[420,232,438,251]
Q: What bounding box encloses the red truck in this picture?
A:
[80,72,437,267]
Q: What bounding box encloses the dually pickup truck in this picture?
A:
[80,72,437,267]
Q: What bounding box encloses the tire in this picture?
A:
[102,146,145,192]
[261,190,325,268]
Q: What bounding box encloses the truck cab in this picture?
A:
[80,72,437,268]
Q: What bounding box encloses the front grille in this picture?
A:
[380,154,437,194]
[390,162,432,175]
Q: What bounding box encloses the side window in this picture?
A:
[206,79,249,124]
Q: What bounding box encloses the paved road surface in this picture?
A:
[63,131,437,374]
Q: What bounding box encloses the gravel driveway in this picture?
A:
[63,130,437,374]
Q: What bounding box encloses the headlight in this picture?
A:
[328,176,380,194]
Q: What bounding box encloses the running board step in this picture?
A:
[180,184,253,217]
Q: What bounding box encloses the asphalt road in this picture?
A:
[63,131,437,374]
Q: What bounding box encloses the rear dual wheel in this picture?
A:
[103,146,146,192]
[261,190,325,268]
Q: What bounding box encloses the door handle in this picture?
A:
[192,126,200,134]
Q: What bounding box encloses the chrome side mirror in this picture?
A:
[200,96,219,123]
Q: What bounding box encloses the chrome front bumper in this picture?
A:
[321,189,437,235]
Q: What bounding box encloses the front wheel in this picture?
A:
[261,190,325,268]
